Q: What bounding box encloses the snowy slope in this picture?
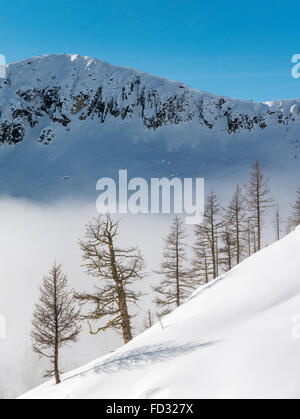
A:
[0,54,299,199]
[20,226,300,399]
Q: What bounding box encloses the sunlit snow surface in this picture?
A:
[20,227,300,399]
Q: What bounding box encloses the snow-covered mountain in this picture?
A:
[2,54,300,144]
[0,54,299,199]
[20,226,300,399]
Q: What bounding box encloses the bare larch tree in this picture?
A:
[286,216,294,235]
[154,217,192,316]
[143,310,154,331]
[192,226,213,284]
[202,192,222,278]
[224,184,246,264]
[75,215,145,344]
[31,263,81,385]
[245,160,273,251]
[219,227,236,272]
[245,217,257,256]
[273,203,282,241]
[192,192,222,283]
[292,188,300,226]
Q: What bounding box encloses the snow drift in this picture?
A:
[20,226,300,399]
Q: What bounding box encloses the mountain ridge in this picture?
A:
[0,54,299,200]
[1,54,300,146]
[6,53,300,104]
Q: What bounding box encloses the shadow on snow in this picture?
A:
[63,341,217,382]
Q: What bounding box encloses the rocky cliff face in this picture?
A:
[1,54,299,146]
[0,54,299,200]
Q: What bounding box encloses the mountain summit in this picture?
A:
[2,54,300,144]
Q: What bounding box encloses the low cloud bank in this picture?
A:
[0,198,171,398]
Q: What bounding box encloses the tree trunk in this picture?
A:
[247,220,251,257]
[236,210,240,264]
[204,252,209,284]
[117,287,132,344]
[256,169,261,251]
[253,228,257,253]
[175,229,180,307]
[276,205,280,241]
[53,276,60,385]
[215,232,219,277]
[108,233,133,344]
[227,235,232,271]
[54,343,60,385]
[211,224,216,279]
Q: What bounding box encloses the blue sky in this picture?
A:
[1,0,300,102]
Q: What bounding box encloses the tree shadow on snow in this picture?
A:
[93,341,216,374]
[64,341,216,381]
